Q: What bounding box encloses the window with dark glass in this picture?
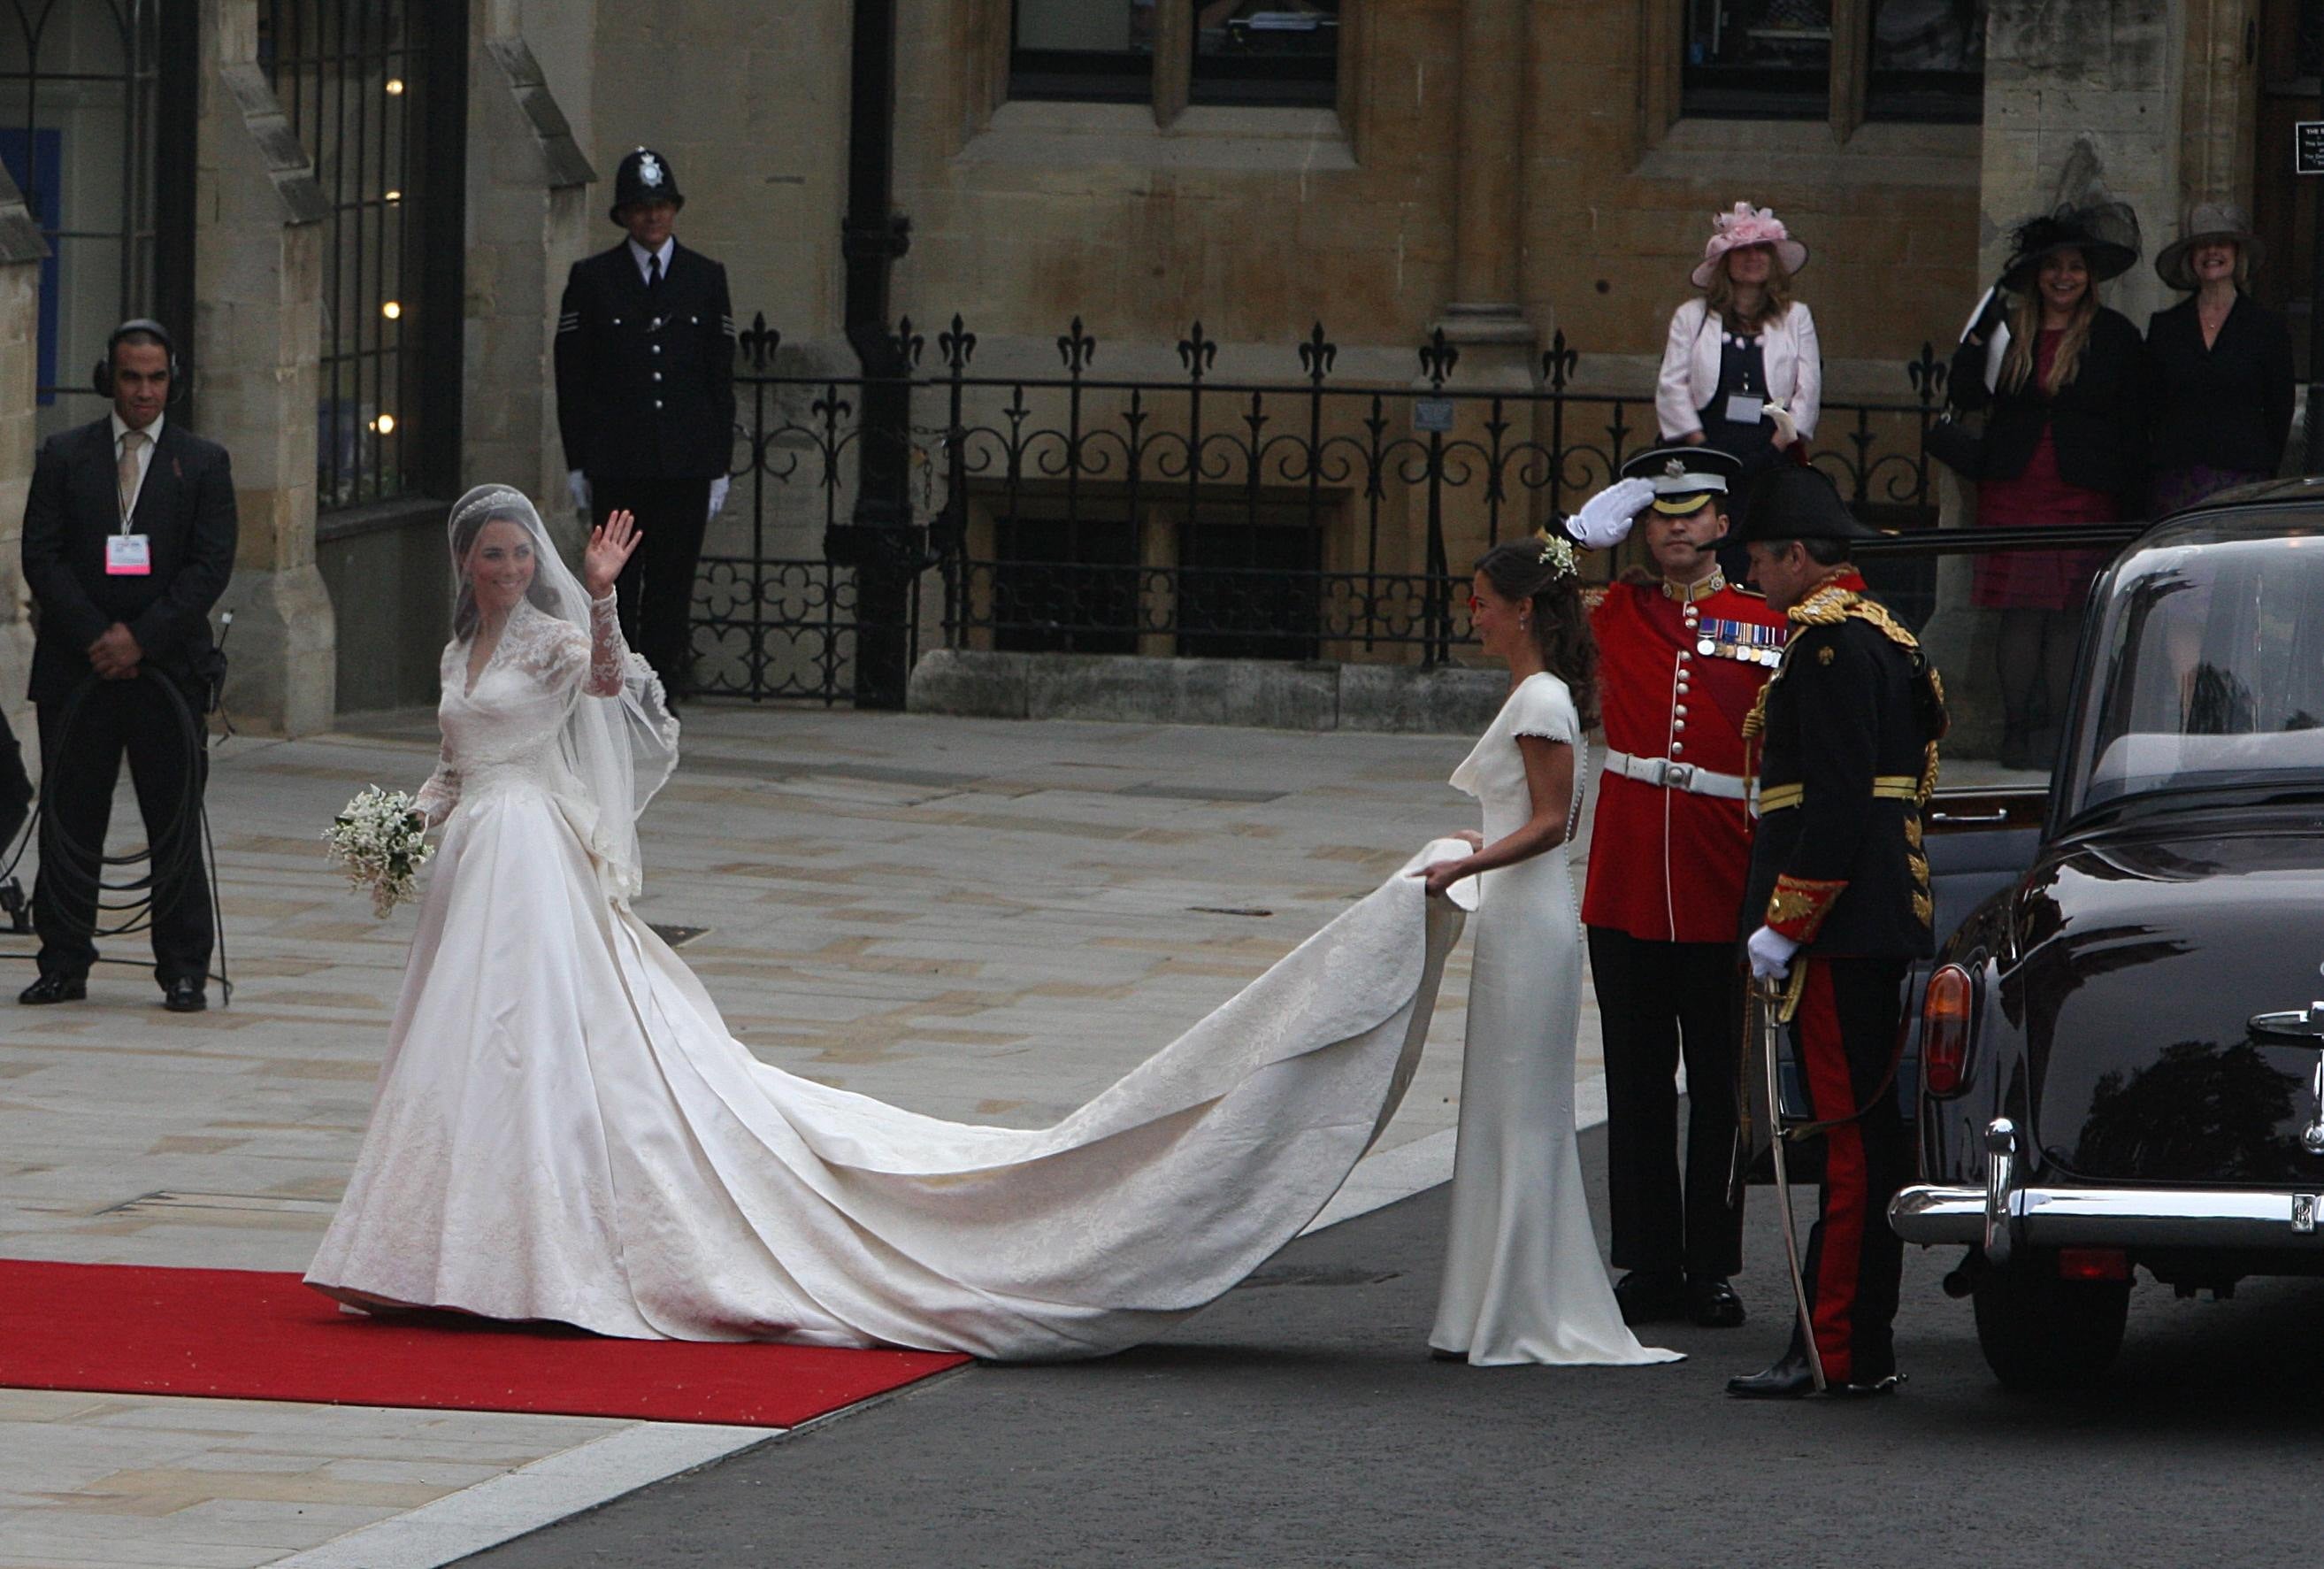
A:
[262,0,464,511]
[1866,0,1984,122]
[1683,0,1833,120]
[1009,0,1155,104]
[1190,0,1338,108]
[0,0,195,437]
[1682,0,1985,123]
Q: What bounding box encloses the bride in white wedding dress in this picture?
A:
[306,485,1473,1360]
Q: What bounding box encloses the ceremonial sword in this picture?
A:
[1756,973,1827,1395]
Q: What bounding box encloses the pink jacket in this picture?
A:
[1654,297,1822,442]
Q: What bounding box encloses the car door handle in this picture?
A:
[1929,808,2011,824]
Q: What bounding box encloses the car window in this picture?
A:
[2064,527,2324,816]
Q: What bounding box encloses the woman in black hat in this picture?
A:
[1948,201,2149,771]
[2144,203,2295,514]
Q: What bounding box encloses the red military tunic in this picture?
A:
[1583,573,1789,943]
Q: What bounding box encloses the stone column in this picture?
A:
[0,165,47,741]
[1917,0,2181,758]
[468,12,598,530]
[197,0,334,735]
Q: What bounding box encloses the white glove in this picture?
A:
[708,476,731,522]
[1762,399,1798,450]
[1747,925,1801,981]
[1563,476,1657,550]
[567,470,592,514]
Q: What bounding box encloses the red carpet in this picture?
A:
[0,1260,968,1427]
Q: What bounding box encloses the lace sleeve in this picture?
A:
[503,605,593,690]
[587,591,636,697]
[414,749,461,827]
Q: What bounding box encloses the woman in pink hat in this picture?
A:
[1653,202,1822,550]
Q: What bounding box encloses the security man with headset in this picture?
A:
[18,319,237,1012]
[555,146,738,700]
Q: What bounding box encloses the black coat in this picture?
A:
[2144,293,2296,477]
[1744,594,1947,961]
[1947,306,2149,501]
[20,417,237,705]
[554,242,737,481]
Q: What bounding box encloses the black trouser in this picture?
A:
[593,477,712,697]
[33,678,213,986]
[1791,955,1911,1385]
[1589,926,1745,1279]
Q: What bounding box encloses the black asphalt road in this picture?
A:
[463,1122,2324,1568]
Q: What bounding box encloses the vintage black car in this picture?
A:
[1890,487,2324,1388]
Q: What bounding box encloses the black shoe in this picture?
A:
[161,978,207,1013]
[1686,1275,1747,1328]
[1613,1269,1688,1327]
[1726,1345,1818,1399]
[18,973,86,1005]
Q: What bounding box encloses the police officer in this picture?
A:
[1723,465,1947,1399]
[555,146,737,698]
[1583,446,1788,1331]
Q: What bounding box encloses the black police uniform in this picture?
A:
[1730,465,1947,1396]
[554,148,737,696]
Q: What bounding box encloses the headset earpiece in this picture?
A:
[94,319,183,402]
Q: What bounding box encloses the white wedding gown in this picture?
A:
[1428,673,1681,1366]
[306,599,1471,1360]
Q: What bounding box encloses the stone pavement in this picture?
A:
[0,703,1556,1567]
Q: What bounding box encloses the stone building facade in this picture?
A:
[0,0,2301,735]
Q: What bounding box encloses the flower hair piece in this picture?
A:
[1534,529,1577,581]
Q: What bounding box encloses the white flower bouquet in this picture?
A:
[324,786,433,918]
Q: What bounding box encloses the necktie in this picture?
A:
[647,253,663,291]
[118,428,146,522]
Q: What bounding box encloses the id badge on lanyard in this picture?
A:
[1724,392,1766,427]
[107,532,151,576]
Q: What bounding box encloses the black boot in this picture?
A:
[1726,1340,1818,1399]
[1613,1269,1688,1327]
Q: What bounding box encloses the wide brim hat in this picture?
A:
[610,147,685,225]
[1621,444,1744,514]
[1998,200,2142,292]
[1691,202,1810,289]
[1730,465,1880,545]
[2154,202,2263,291]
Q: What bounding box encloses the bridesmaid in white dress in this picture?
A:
[1416,535,1683,1367]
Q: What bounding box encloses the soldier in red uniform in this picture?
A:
[1582,446,1788,1329]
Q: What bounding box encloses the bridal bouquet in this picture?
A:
[324,786,433,918]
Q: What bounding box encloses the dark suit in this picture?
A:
[1946,306,2149,504]
[1744,581,1947,1385]
[554,240,737,694]
[19,415,236,985]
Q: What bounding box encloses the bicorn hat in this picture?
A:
[1998,199,2142,292]
[1691,202,1809,289]
[1621,445,1745,515]
[2154,202,2262,292]
[610,147,684,224]
[1730,465,1881,545]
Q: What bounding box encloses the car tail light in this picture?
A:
[1921,964,1975,1097]
[2058,1248,2130,1281]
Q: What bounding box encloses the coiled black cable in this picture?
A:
[0,667,231,1004]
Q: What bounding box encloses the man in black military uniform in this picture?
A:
[555,146,737,697]
[19,319,236,1012]
[1723,465,1947,1400]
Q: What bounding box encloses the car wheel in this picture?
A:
[1970,1250,2131,1390]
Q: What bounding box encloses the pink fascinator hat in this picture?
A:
[1691,202,1809,289]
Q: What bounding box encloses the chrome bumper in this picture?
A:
[1891,1182,2324,1251]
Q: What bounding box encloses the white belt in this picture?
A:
[1603,749,1749,801]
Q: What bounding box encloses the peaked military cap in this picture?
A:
[1621,445,1744,515]
[610,147,685,224]
[1730,464,1881,543]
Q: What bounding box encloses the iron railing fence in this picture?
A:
[702,314,1959,698]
